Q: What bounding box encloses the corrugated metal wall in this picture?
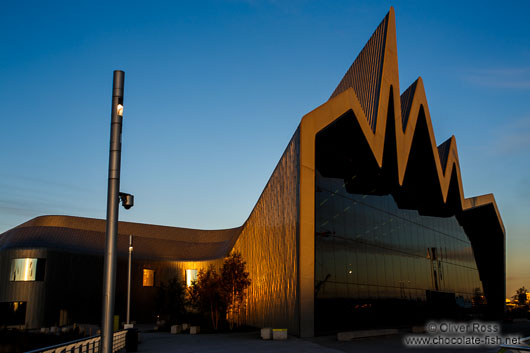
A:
[232,129,300,334]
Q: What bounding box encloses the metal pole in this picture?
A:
[126,235,133,325]
[101,70,124,353]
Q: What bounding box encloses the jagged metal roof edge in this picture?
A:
[300,7,505,234]
[330,11,388,132]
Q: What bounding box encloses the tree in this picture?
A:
[155,277,187,324]
[188,252,251,331]
[188,265,224,330]
[221,251,251,329]
[513,287,528,307]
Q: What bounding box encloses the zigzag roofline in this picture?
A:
[296,10,505,333]
[300,7,504,234]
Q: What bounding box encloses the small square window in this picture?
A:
[0,302,27,325]
[143,269,155,287]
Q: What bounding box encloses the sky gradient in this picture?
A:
[1,1,529,298]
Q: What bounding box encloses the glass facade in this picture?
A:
[315,172,484,332]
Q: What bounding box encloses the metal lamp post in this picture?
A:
[101,70,125,353]
[126,235,133,325]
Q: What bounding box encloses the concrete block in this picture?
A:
[261,328,272,340]
[190,326,200,334]
[170,325,182,334]
[272,329,287,340]
[182,323,189,330]
[337,329,398,341]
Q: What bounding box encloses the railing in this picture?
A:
[498,336,530,353]
[25,329,127,353]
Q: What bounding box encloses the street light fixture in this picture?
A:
[116,104,124,117]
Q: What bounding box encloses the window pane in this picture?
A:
[9,258,45,281]
[143,269,155,287]
[186,269,198,287]
[0,302,26,325]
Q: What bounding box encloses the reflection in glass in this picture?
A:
[9,258,45,281]
[186,269,198,287]
[315,173,484,332]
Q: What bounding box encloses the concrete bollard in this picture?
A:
[170,325,182,334]
[190,326,200,334]
[182,323,189,331]
[260,328,272,340]
[272,329,287,340]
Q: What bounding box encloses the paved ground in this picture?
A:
[134,327,527,353]
[138,330,342,353]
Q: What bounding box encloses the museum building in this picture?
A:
[0,8,505,337]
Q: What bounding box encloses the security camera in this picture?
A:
[119,192,134,210]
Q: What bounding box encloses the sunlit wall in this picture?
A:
[232,129,300,334]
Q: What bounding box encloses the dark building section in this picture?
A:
[0,249,48,329]
[0,217,233,329]
[457,203,506,318]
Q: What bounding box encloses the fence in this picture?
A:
[25,329,127,353]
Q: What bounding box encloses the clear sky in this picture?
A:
[1,1,529,298]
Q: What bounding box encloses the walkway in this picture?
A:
[136,329,503,353]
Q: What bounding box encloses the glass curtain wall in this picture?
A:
[314,172,484,333]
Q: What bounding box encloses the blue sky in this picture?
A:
[1,0,529,296]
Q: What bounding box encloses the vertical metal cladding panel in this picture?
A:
[232,129,300,334]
